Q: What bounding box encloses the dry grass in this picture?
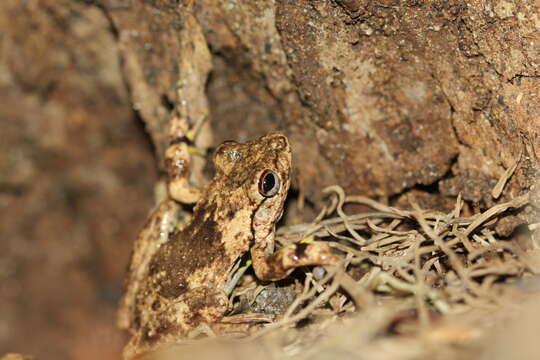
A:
[144,184,540,360]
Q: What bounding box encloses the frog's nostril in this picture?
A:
[268,136,288,150]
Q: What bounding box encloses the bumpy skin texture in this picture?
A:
[118,133,339,359]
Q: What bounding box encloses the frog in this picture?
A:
[117,132,340,359]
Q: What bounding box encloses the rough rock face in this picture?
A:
[1,0,538,359]
[104,0,539,205]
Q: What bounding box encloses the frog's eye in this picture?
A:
[258,170,280,197]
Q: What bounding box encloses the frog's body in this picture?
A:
[118,133,338,359]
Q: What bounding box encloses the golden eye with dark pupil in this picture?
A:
[258,170,280,197]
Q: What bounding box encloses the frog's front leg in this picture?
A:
[165,13,212,204]
[250,232,340,281]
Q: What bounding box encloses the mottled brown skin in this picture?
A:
[118,133,339,359]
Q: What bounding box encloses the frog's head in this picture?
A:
[211,132,292,246]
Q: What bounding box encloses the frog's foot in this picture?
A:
[165,114,209,204]
[251,241,341,281]
[165,141,201,204]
